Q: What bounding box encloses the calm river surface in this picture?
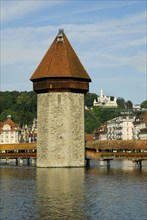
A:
[0,160,147,220]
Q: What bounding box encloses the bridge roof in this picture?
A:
[0,143,36,151]
[1,140,146,152]
[30,29,91,82]
[86,140,147,150]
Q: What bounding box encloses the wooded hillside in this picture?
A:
[1,91,146,133]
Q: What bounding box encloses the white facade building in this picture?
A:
[0,115,20,144]
[93,89,117,107]
[133,112,147,140]
[107,113,135,140]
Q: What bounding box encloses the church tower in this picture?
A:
[30,29,91,167]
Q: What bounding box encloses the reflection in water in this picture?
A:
[0,162,147,220]
[35,168,85,220]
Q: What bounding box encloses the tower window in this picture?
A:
[58,95,61,105]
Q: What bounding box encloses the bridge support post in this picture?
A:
[107,159,111,168]
[30,158,36,165]
[16,158,19,165]
[133,160,142,169]
[6,157,10,164]
[16,157,23,165]
[85,158,90,167]
[100,159,113,168]
[27,158,30,165]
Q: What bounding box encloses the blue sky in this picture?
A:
[1,0,146,104]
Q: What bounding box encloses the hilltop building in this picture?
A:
[93,89,117,107]
[133,104,141,111]
[30,29,91,167]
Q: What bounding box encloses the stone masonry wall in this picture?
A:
[37,92,85,167]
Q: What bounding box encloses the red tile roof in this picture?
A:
[85,134,94,141]
[30,30,91,82]
[0,119,19,131]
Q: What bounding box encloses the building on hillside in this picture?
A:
[93,89,117,108]
[93,124,107,140]
[0,116,37,144]
[18,119,37,143]
[0,115,20,144]
[29,118,37,142]
[19,124,30,143]
[107,113,136,140]
[133,104,141,111]
[133,112,147,140]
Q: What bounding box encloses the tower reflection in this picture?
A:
[36,168,86,220]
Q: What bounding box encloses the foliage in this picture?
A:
[85,109,101,134]
[141,100,147,108]
[0,91,37,126]
[85,107,121,134]
[110,96,114,101]
[1,91,145,134]
[126,100,133,109]
[116,97,126,108]
[85,92,97,107]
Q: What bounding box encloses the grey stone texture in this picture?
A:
[37,92,85,167]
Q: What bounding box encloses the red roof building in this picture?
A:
[0,115,20,144]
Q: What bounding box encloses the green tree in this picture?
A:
[0,91,37,125]
[126,100,133,109]
[85,93,97,107]
[141,100,147,108]
[85,109,101,133]
[16,92,32,111]
[117,97,126,109]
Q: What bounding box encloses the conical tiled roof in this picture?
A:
[30,30,91,82]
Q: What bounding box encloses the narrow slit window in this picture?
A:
[58,94,61,105]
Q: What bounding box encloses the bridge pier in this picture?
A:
[106,159,111,168]
[27,158,31,165]
[6,157,10,164]
[16,157,23,165]
[30,158,36,165]
[16,158,19,165]
[85,158,90,167]
[133,159,142,169]
[100,158,113,168]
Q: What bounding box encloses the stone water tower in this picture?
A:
[30,29,91,167]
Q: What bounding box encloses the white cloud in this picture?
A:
[1,1,146,104]
[1,0,64,22]
[1,10,146,80]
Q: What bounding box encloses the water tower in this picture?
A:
[30,29,91,167]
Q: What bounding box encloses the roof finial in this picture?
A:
[59,29,64,34]
[57,29,64,43]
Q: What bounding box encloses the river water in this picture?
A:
[0,160,147,220]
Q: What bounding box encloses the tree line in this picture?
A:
[0,91,37,126]
[0,91,147,133]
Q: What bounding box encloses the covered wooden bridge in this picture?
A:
[0,140,147,168]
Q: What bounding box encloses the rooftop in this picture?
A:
[30,29,91,82]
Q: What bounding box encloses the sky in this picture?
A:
[1,0,147,104]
